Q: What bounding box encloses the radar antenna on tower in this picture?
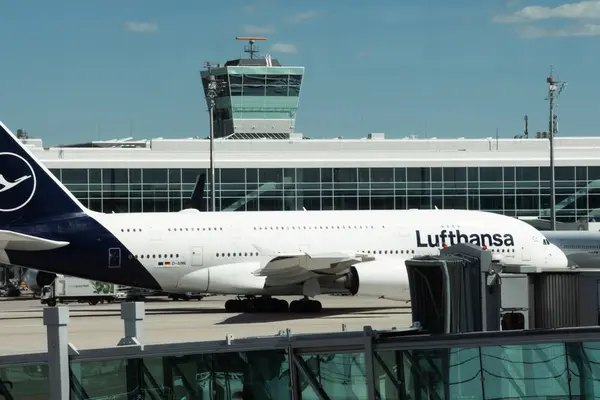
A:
[235,36,267,59]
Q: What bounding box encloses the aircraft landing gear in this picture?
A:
[290,298,322,313]
[225,296,289,313]
[224,296,322,313]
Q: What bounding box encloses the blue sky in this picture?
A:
[1,0,599,145]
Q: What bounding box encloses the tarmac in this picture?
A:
[0,295,412,355]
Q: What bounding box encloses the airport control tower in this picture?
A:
[200,37,305,139]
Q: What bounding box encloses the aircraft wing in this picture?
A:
[0,230,70,251]
[252,244,374,287]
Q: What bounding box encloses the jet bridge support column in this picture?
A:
[43,306,70,400]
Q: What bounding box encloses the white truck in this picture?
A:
[40,275,117,307]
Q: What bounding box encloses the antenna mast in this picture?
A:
[235,36,267,59]
[546,65,567,231]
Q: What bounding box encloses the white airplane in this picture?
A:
[0,121,568,313]
[543,230,600,255]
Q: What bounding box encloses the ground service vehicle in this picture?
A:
[40,275,116,306]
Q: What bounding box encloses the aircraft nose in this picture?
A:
[547,244,568,269]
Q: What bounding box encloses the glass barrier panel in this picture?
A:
[566,341,600,399]
[70,358,128,399]
[72,351,289,399]
[70,357,169,399]
[396,348,453,400]
[141,357,171,398]
[373,350,402,399]
[164,350,289,399]
[0,363,48,399]
[482,343,570,399]
[448,348,484,399]
[379,344,575,400]
[298,352,367,400]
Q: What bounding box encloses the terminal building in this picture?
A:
[19,38,600,225]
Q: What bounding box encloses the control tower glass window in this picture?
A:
[230,85,242,96]
[266,75,289,86]
[243,74,266,85]
[242,74,265,96]
[266,74,289,96]
[228,74,242,85]
[266,86,288,96]
[243,85,265,96]
[227,73,304,97]
[288,75,303,86]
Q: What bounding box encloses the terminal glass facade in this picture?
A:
[50,166,600,222]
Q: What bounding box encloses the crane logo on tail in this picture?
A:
[0,152,37,212]
[0,174,31,193]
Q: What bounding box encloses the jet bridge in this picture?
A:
[405,242,600,333]
[405,243,502,334]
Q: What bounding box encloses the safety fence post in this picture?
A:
[363,326,377,400]
[118,301,145,346]
[43,306,70,400]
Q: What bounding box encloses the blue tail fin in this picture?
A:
[0,121,86,226]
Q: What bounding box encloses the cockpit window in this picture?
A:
[542,239,550,245]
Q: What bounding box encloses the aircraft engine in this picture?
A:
[176,262,267,295]
[339,260,411,302]
[23,269,56,293]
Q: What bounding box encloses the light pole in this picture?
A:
[546,68,566,230]
[548,75,556,231]
[206,73,217,212]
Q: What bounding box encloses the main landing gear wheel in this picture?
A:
[224,297,289,313]
[224,296,322,313]
[290,299,322,313]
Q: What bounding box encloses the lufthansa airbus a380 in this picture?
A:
[0,121,568,313]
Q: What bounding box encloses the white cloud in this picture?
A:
[493,0,600,23]
[125,21,158,34]
[517,23,600,37]
[270,43,298,54]
[288,10,323,24]
[243,24,275,35]
[243,1,272,13]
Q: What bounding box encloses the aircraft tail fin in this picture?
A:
[0,121,86,227]
[190,173,206,211]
